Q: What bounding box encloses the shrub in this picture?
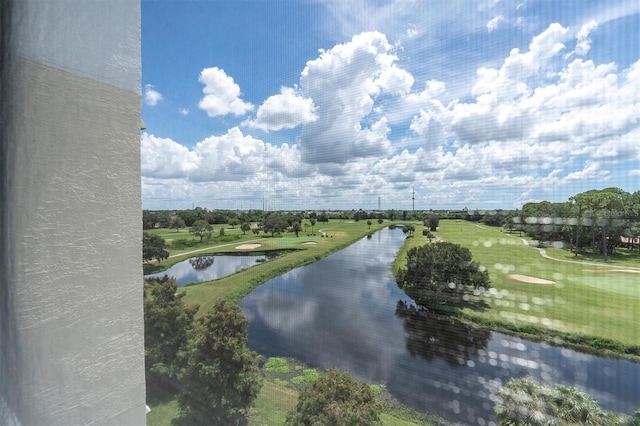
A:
[285,369,380,425]
[264,357,291,374]
[495,377,624,425]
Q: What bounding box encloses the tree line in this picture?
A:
[457,187,640,260]
[143,207,438,231]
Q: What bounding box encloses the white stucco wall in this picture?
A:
[4,1,145,424]
[12,0,140,93]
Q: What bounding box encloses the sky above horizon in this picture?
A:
[141,0,640,211]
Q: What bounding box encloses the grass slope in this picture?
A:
[393,220,640,358]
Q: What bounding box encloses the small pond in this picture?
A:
[239,228,640,424]
[145,252,279,286]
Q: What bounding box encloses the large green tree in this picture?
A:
[285,369,381,426]
[240,221,251,235]
[170,217,186,233]
[144,277,198,389]
[143,232,169,263]
[402,223,415,236]
[190,219,212,242]
[178,300,261,425]
[261,214,288,236]
[396,242,490,311]
[424,214,440,231]
[292,220,302,237]
[143,210,170,229]
[570,188,629,260]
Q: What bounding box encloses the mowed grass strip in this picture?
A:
[249,381,298,426]
[397,220,640,349]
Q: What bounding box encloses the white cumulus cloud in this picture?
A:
[191,127,265,182]
[297,31,409,166]
[574,20,598,56]
[144,84,163,106]
[198,67,254,117]
[244,87,317,132]
[141,133,199,179]
[142,20,640,211]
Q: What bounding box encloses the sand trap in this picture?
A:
[235,244,262,250]
[582,269,640,274]
[507,274,555,284]
[302,242,317,245]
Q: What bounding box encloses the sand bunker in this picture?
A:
[235,244,262,250]
[582,269,640,274]
[507,274,555,284]
[302,242,317,245]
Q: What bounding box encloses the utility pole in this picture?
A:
[412,187,415,212]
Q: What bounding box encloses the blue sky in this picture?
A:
[141,0,640,211]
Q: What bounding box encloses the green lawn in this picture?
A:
[395,220,640,351]
[248,381,298,426]
[146,398,179,426]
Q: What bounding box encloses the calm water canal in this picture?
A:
[239,228,640,424]
[145,253,277,286]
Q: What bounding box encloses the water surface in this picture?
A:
[145,252,277,286]
[240,228,640,423]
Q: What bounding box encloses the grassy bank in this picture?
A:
[392,219,640,360]
[179,220,389,309]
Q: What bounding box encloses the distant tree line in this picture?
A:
[143,209,332,230]
[143,207,439,231]
[461,187,640,260]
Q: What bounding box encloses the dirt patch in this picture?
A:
[235,244,262,250]
[507,274,555,284]
[582,269,640,274]
[302,242,317,245]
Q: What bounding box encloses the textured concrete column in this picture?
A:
[1,1,145,424]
